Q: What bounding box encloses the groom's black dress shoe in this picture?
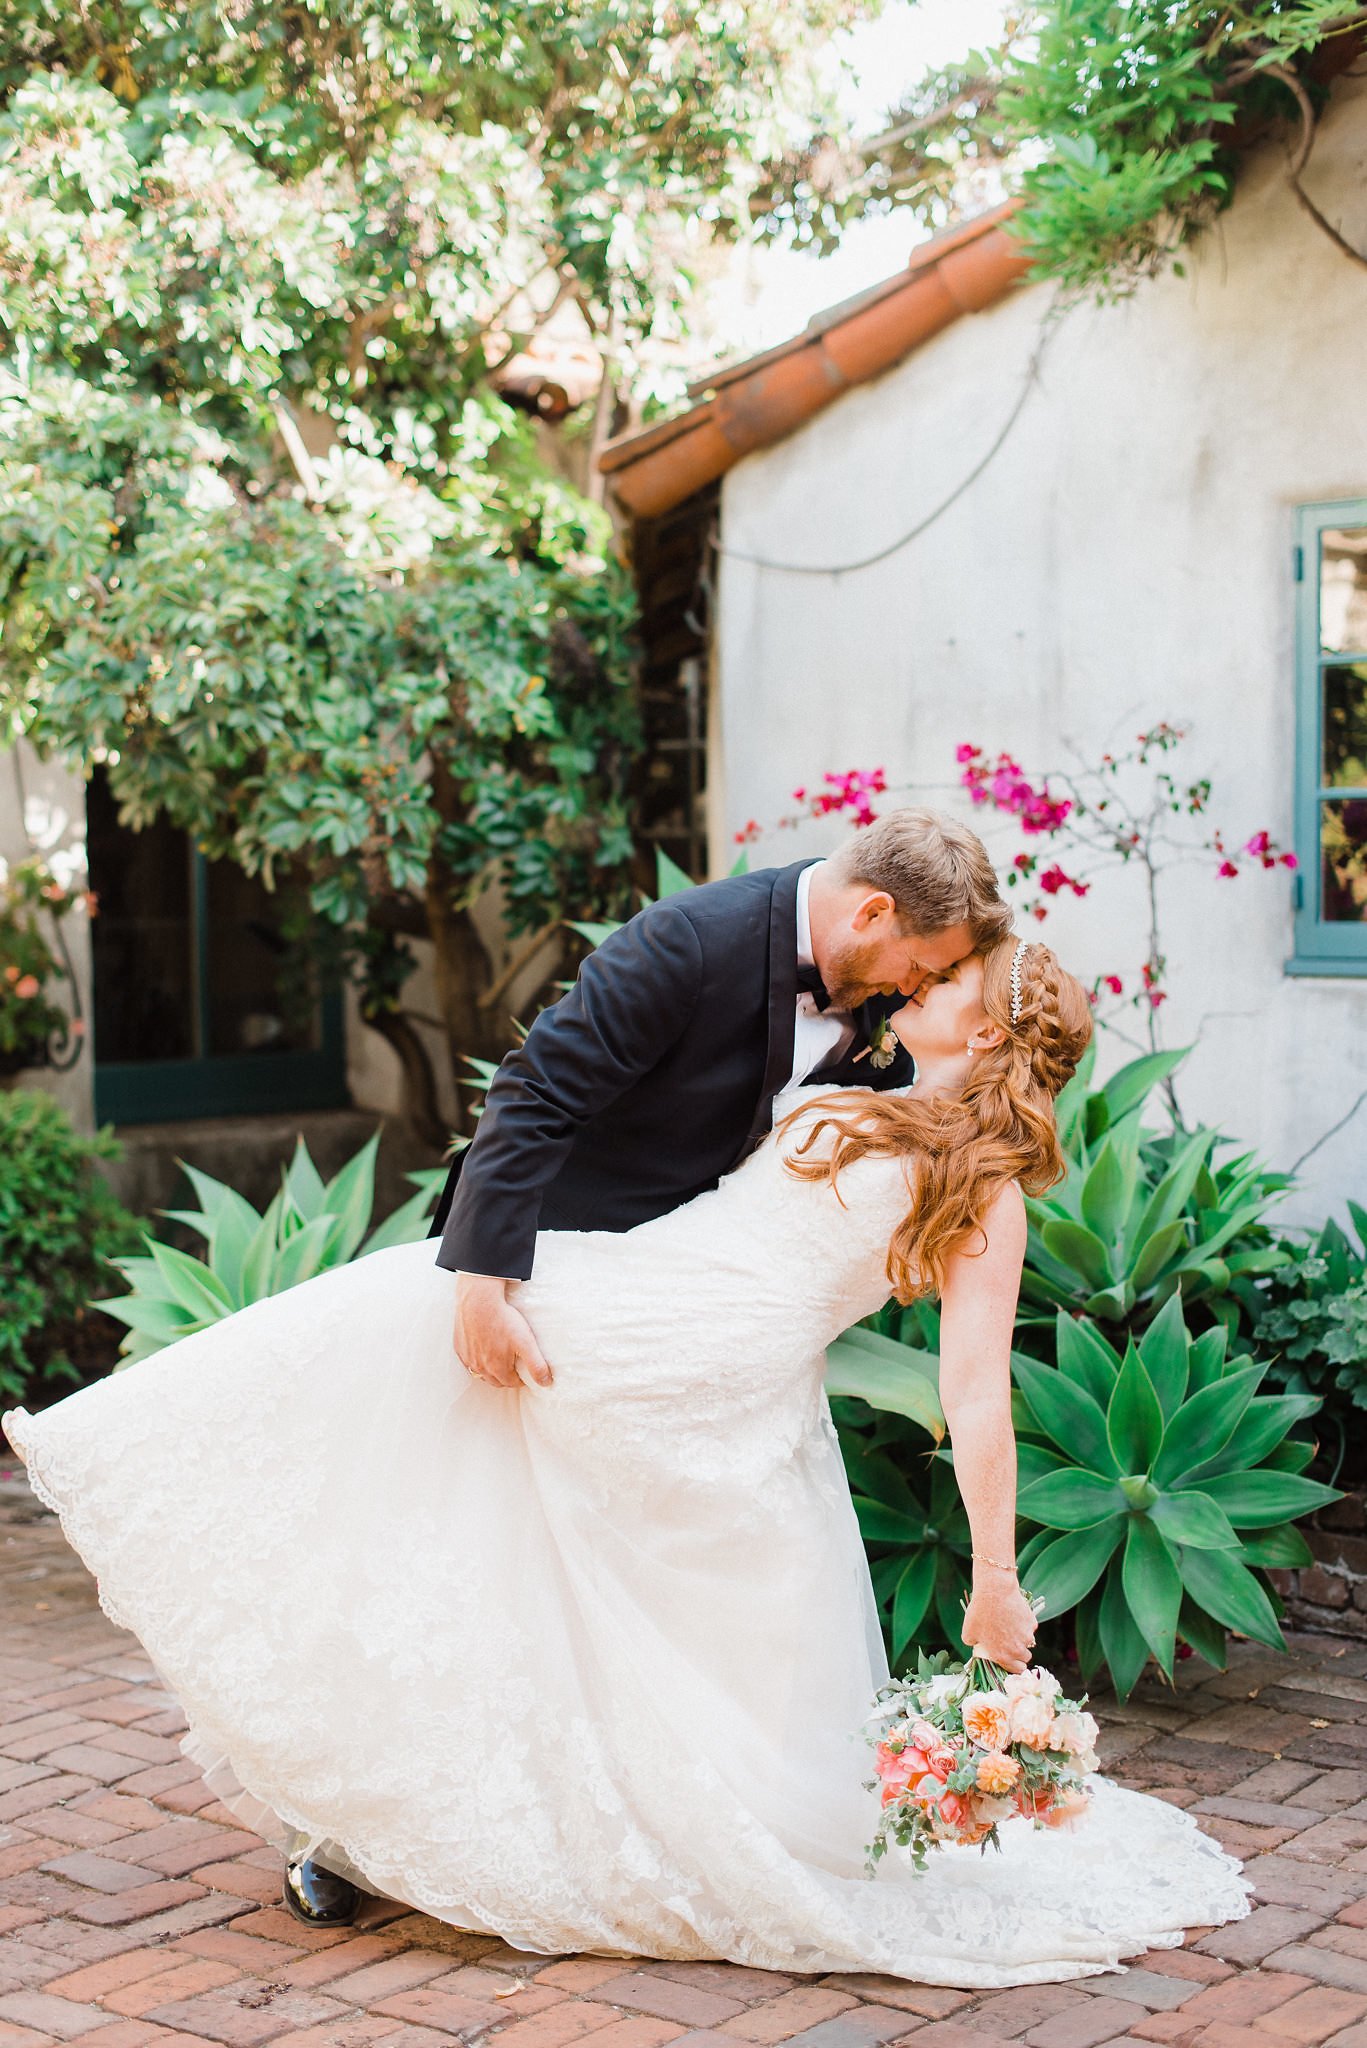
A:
[282,1856,361,1927]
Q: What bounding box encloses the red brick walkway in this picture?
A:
[5,1468,1367,2048]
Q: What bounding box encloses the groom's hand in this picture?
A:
[452,1272,553,1389]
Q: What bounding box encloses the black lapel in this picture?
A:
[736,858,819,1162]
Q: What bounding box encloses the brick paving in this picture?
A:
[4,1470,1366,2048]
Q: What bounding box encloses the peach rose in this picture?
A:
[910,1719,940,1751]
[1004,1666,1059,1701]
[1053,1711,1099,1760]
[975,1749,1022,1797]
[1008,1693,1056,1750]
[926,1745,958,1782]
[961,1689,1011,1751]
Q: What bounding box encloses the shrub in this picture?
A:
[1255,1209,1367,1484]
[97,1131,445,1365]
[0,1088,138,1400]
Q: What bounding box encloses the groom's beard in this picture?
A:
[818,936,897,1013]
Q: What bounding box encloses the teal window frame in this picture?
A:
[1289,497,1367,976]
[93,840,348,1126]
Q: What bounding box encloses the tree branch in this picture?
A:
[1263,58,1367,270]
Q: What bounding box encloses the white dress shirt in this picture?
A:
[789,861,857,1090]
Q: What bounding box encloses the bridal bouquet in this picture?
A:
[864,1650,1099,1873]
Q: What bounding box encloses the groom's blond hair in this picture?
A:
[826,807,1010,947]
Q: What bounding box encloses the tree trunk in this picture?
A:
[423,754,510,1136]
[363,1006,449,1153]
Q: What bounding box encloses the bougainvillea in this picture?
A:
[743,724,1297,1067]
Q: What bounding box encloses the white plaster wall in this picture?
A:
[0,739,95,1131]
[715,79,1367,1225]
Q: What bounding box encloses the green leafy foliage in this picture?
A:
[0,3,867,1097]
[1256,1209,1367,1475]
[1015,1295,1334,1697]
[0,857,83,1068]
[96,1133,445,1365]
[833,1393,975,1670]
[1022,1043,1291,1337]
[818,2,1364,299]
[0,1088,139,1399]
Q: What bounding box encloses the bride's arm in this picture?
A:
[938,1179,1039,1674]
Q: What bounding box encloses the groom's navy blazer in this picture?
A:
[429,858,912,1280]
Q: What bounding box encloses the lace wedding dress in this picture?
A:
[4,1091,1248,1986]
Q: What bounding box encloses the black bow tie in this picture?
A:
[796,963,832,1013]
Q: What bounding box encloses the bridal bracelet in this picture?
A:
[972,1550,1019,1575]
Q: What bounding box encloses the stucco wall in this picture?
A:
[714,79,1367,1225]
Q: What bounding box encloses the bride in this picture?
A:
[3,930,1249,1988]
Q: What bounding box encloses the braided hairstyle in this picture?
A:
[783,935,1093,1303]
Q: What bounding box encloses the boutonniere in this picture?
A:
[853,1013,898,1070]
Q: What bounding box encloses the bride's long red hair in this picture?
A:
[782,936,1093,1303]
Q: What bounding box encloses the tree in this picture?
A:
[765,2,1367,299]
[0,0,872,1140]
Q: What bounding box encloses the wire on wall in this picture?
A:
[715,307,1061,579]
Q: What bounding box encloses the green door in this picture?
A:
[87,771,347,1124]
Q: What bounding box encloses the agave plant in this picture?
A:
[824,1319,971,1666]
[96,1132,446,1365]
[1014,1295,1337,1697]
[1022,1044,1290,1337]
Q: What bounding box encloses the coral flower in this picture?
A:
[1008,1695,1056,1750]
[926,1745,958,1781]
[938,1791,965,1828]
[975,1750,1021,1796]
[14,975,39,998]
[961,1690,1011,1751]
[1042,1788,1091,1830]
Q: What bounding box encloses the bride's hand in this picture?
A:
[962,1574,1037,1674]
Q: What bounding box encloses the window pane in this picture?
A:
[1321,799,1367,923]
[203,860,322,1056]
[87,769,195,1062]
[1321,528,1367,654]
[1323,662,1367,788]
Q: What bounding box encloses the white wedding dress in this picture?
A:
[4,1091,1248,1987]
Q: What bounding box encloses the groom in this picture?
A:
[435,806,1010,1393]
[284,805,1010,1923]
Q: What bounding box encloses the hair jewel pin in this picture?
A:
[1009,939,1030,1025]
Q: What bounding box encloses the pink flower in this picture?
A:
[1102,973,1123,996]
[1009,1695,1056,1749]
[1038,864,1088,898]
[13,975,39,999]
[1004,1666,1058,1700]
[937,1790,966,1828]
[1052,1711,1099,1761]
[791,787,806,802]
[1217,859,1238,878]
[955,743,980,764]
[1281,852,1299,869]
[926,1745,958,1782]
[1245,830,1271,856]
